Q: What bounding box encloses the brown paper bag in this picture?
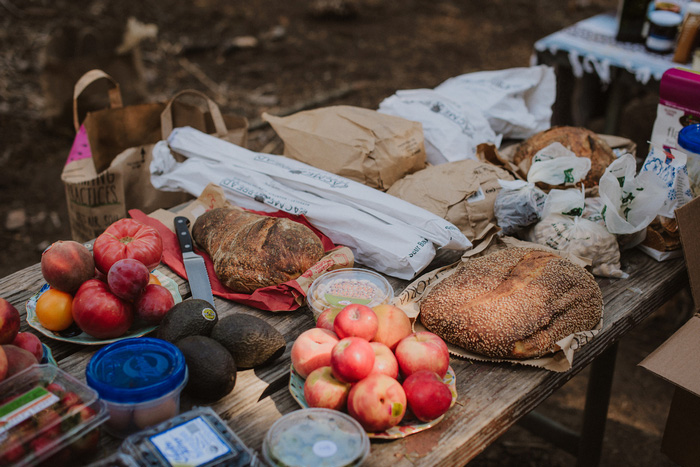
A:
[262,105,426,190]
[61,70,248,241]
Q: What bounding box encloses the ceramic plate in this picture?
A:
[26,270,181,345]
[40,343,57,366]
[289,364,457,439]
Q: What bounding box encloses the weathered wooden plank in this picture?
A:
[0,248,687,466]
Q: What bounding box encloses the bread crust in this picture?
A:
[419,247,603,359]
[513,126,615,188]
[192,207,325,293]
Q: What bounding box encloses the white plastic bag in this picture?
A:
[377,89,500,165]
[541,188,585,218]
[527,142,591,186]
[434,65,556,139]
[493,179,546,236]
[599,153,667,235]
[639,144,693,218]
[527,214,628,279]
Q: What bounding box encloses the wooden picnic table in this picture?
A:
[0,246,687,466]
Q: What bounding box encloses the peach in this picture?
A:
[347,373,406,432]
[291,328,339,379]
[369,342,399,379]
[2,345,38,378]
[371,304,413,351]
[0,346,7,382]
[303,366,351,411]
[40,240,95,293]
[11,332,43,362]
[0,298,20,345]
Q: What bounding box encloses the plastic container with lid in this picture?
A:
[120,406,257,467]
[306,268,395,320]
[678,123,700,196]
[646,9,683,53]
[86,337,188,438]
[263,408,370,467]
[0,364,108,467]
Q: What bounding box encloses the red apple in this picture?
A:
[303,366,351,411]
[402,370,453,422]
[72,279,134,339]
[330,337,375,383]
[291,328,339,379]
[107,258,150,301]
[395,331,450,378]
[316,307,342,331]
[134,284,175,325]
[333,304,378,341]
[11,332,43,362]
[369,342,398,379]
[40,240,95,294]
[0,298,20,345]
[347,373,406,432]
[371,304,413,351]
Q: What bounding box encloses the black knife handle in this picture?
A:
[174,216,195,254]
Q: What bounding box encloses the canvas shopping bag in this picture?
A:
[61,70,248,241]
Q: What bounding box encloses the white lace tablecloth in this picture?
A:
[534,12,691,85]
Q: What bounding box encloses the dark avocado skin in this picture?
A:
[210,313,287,370]
[156,299,218,343]
[176,335,237,402]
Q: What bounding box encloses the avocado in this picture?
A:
[210,313,286,370]
[156,299,218,343]
[176,335,237,402]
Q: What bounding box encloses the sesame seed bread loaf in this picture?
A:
[192,207,325,294]
[419,247,603,359]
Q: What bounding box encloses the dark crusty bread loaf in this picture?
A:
[512,126,615,188]
[192,207,325,293]
[419,247,602,359]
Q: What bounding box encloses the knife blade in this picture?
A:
[174,216,215,308]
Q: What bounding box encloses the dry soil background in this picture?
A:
[0,0,693,465]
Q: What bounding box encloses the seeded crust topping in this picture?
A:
[419,247,603,359]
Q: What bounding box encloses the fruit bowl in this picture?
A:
[26,270,181,345]
[288,365,457,439]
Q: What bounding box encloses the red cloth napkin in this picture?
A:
[129,209,338,312]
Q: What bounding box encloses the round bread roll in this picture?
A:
[419,247,602,359]
[513,126,616,188]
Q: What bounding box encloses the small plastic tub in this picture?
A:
[307,268,394,320]
[0,364,108,467]
[121,406,257,466]
[263,408,370,467]
[678,123,700,196]
[86,337,188,438]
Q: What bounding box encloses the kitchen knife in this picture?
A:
[174,216,215,308]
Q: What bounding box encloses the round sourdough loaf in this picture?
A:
[192,207,325,293]
[419,247,602,359]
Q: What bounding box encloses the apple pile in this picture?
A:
[39,218,173,339]
[0,380,101,465]
[291,303,454,433]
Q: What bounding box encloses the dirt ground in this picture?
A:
[0,0,693,465]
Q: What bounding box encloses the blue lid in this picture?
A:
[86,337,187,404]
[678,124,700,154]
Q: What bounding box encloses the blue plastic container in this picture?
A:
[678,123,700,196]
[86,337,188,438]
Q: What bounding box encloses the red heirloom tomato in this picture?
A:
[93,218,163,274]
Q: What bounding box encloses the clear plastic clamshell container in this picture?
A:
[306,268,394,320]
[0,364,108,467]
[120,406,258,466]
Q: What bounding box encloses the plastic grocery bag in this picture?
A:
[493,179,547,236]
[527,213,628,279]
[526,142,591,186]
[434,65,556,139]
[377,89,500,165]
[541,187,585,218]
[639,144,694,218]
[151,127,472,279]
[599,153,668,235]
